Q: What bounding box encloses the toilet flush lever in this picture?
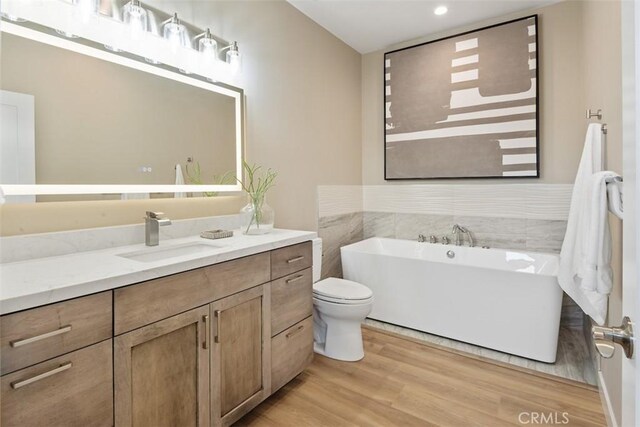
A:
[592,316,634,359]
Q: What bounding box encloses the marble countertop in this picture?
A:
[0,229,317,315]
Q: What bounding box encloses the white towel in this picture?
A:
[558,123,614,325]
[174,164,186,198]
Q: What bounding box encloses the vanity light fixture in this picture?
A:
[162,13,189,51]
[123,0,148,40]
[3,1,241,84]
[434,5,448,15]
[222,41,242,75]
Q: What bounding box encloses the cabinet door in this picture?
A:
[115,306,210,427]
[1,339,113,427]
[211,285,270,427]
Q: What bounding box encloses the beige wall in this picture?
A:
[581,1,623,424]
[362,1,586,185]
[0,0,362,236]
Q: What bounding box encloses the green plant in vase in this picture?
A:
[238,161,277,235]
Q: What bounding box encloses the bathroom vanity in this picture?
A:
[0,231,315,427]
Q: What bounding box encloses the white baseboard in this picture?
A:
[598,369,618,427]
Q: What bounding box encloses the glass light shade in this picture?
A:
[226,42,242,75]
[123,0,148,40]
[199,37,218,57]
[163,14,189,52]
[74,0,98,23]
[198,29,218,72]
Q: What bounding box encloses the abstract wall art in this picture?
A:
[384,15,539,179]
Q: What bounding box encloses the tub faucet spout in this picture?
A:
[452,224,475,247]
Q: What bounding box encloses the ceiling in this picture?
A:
[288,0,558,53]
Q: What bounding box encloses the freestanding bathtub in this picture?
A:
[341,237,563,362]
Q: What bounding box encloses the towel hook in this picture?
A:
[586,109,603,120]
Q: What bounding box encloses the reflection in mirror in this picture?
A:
[0,29,242,202]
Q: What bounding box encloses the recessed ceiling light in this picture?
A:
[434,6,448,16]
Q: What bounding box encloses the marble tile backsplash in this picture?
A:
[363,211,567,253]
[317,213,363,280]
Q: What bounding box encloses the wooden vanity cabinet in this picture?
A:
[210,285,270,427]
[114,306,210,427]
[1,240,315,427]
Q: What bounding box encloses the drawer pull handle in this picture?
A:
[10,362,72,389]
[214,310,221,343]
[287,256,305,264]
[286,325,305,339]
[10,325,72,348]
[286,275,305,284]
[203,315,210,350]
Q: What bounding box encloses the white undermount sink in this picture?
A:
[117,242,225,263]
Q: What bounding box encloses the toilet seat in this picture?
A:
[313,278,373,304]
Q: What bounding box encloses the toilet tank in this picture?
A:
[312,238,322,283]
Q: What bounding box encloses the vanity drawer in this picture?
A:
[0,292,112,375]
[1,339,113,427]
[271,241,312,280]
[114,252,270,335]
[271,316,313,393]
[271,268,313,336]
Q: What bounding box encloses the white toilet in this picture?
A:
[312,238,373,361]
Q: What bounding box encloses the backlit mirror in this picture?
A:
[0,21,243,202]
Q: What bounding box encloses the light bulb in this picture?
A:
[123,0,148,41]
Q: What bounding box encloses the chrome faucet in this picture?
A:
[452,224,475,247]
[145,211,171,246]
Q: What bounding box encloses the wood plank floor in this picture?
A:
[237,326,606,427]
